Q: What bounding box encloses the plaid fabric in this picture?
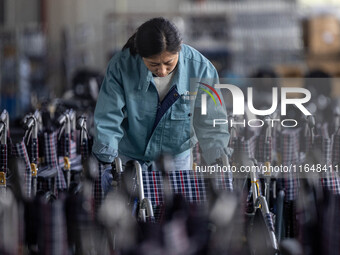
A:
[142,171,165,222]
[237,135,257,160]
[306,134,340,194]
[320,169,340,195]
[38,199,68,255]
[137,169,207,222]
[69,139,77,159]
[256,135,272,164]
[327,134,340,195]
[41,132,67,190]
[58,157,64,167]
[11,140,32,198]
[213,170,233,192]
[169,170,207,204]
[332,134,340,166]
[279,129,300,201]
[332,131,340,171]
[280,171,299,202]
[69,155,82,172]
[315,135,340,194]
[0,144,7,174]
[42,132,59,167]
[92,163,104,216]
[280,129,300,165]
[58,139,81,171]
[314,135,332,165]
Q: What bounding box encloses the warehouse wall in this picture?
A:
[5,0,39,28]
[46,0,181,95]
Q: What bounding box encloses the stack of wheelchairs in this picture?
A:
[0,103,340,255]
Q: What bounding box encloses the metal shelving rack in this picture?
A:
[0,24,47,118]
[180,0,303,76]
[103,0,303,78]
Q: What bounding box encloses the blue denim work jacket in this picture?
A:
[93,44,229,165]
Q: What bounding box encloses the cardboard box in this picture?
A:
[275,64,304,78]
[303,15,340,55]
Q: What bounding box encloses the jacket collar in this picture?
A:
[137,56,153,91]
[137,47,187,95]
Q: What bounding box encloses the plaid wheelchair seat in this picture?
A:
[39,131,67,191]
[303,130,340,195]
[278,128,300,201]
[320,174,340,195]
[237,135,257,160]
[140,168,234,222]
[332,133,340,166]
[318,133,340,195]
[142,170,165,222]
[256,135,272,165]
[140,170,208,222]
[11,139,32,198]
[169,170,207,203]
[213,170,233,192]
[279,129,300,165]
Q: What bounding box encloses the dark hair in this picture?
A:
[122,17,182,57]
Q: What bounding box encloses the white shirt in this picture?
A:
[153,71,175,102]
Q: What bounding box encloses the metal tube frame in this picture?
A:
[134,160,154,222]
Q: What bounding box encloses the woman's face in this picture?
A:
[143,51,179,77]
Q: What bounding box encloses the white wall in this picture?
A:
[46,0,116,94]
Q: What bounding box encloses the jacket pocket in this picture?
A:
[170,100,191,120]
[169,101,191,146]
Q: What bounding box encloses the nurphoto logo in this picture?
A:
[199,83,312,128]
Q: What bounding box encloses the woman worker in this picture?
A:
[92,17,230,194]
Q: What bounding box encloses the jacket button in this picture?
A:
[188,113,192,117]
[174,93,178,97]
